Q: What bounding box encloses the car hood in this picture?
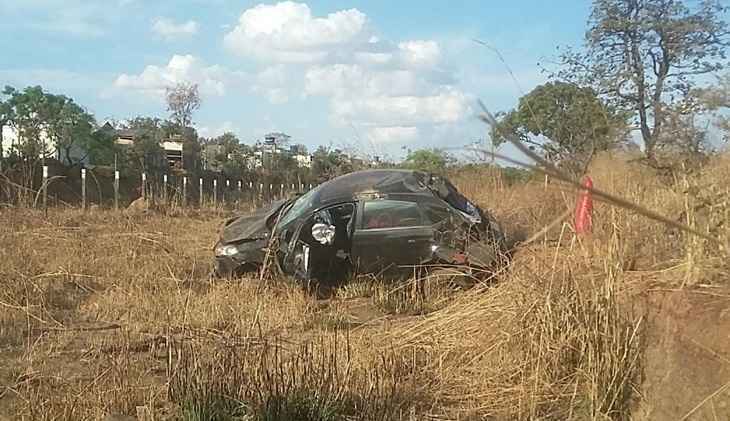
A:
[219,199,289,244]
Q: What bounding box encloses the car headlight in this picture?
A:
[215,244,239,257]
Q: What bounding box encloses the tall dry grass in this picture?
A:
[0,152,728,420]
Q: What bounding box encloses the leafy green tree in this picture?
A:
[1,85,109,166]
[401,148,455,174]
[312,146,352,181]
[696,73,730,143]
[87,126,119,166]
[0,88,15,169]
[123,117,167,176]
[44,95,98,166]
[492,81,628,173]
[556,0,729,162]
[2,86,51,160]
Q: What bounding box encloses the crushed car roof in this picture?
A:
[307,169,432,207]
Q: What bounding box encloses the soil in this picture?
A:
[634,286,730,420]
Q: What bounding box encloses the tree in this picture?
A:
[491,82,628,173]
[401,149,455,174]
[1,86,106,166]
[44,95,98,166]
[165,82,201,128]
[0,88,15,170]
[695,73,730,143]
[556,0,729,162]
[123,117,167,176]
[312,146,353,181]
[87,125,119,166]
[3,86,51,161]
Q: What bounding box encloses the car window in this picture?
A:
[423,201,451,224]
[362,200,423,229]
[278,185,322,228]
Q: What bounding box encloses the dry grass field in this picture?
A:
[1,152,729,420]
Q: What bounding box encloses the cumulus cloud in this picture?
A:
[252,66,291,104]
[113,54,246,97]
[197,121,239,139]
[224,1,368,63]
[330,90,470,128]
[152,17,199,40]
[221,1,472,147]
[398,40,441,68]
[368,126,419,144]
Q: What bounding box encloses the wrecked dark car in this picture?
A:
[214,169,506,283]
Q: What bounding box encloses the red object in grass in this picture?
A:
[574,176,594,235]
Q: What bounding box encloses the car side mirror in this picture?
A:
[312,223,336,245]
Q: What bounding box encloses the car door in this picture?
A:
[350,198,434,274]
[282,202,356,281]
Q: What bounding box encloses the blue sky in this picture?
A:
[0,0,593,160]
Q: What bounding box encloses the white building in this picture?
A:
[294,153,312,168]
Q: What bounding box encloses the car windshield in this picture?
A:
[277,185,322,228]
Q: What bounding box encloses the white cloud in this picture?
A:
[331,90,471,127]
[197,121,239,139]
[398,40,441,68]
[224,1,368,62]
[304,63,470,128]
[152,18,199,40]
[252,66,291,104]
[368,126,419,144]
[218,2,474,151]
[113,54,247,97]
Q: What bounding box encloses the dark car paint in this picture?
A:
[219,199,288,244]
[214,170,505,279]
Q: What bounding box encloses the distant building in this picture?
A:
[293,153,312,168]
[110,126,185,169]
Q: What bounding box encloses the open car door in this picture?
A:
[282,202,356,282]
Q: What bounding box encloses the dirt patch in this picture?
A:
[635,287,730,420]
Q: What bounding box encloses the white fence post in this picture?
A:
[213,179,218,205]
[163,174,168,203]
[81,168,87,210]
[114,170,120,211]
[42,165,48,212]
[182,176,188,206]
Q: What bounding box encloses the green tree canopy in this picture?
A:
[401,148,455,174]
[491,81,628,173]
[556,0,729,162]
[1,85,107,166]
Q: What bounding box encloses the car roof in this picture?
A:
[310,169,434,208]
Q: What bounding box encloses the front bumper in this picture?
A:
[213,239,269,278]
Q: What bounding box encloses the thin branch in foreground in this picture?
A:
[476,100,726,251]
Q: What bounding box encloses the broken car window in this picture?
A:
[278,185,322,228]
[362,200,423,229]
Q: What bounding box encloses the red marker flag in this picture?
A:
[574,176,593,235]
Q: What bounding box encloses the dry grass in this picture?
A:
[1,152,729,420]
